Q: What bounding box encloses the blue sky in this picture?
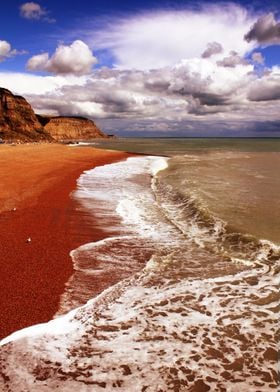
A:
[0,0,279,136]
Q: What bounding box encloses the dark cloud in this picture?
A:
[167,67,211,96]
[194,92,230,106]
[244,13,280,45]
[201,42,223,58]
[96,118,280,137]
[144,79,171,93]
[94,91,139,114]
[243,120,280,134]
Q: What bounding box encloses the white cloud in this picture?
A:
[14,58,258,120]
[91,5,255,70]
[26,52,49,70]
[2,58,278,135]
[251,52,265,64]
[26,40,98,75]
[0,40,26,62]
[20,2,55,23]
[217,51,249,68]
[0,71,88,95]
[0,40,12,61]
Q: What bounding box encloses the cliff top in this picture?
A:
[0,87,25,101]
[37,114,89,121]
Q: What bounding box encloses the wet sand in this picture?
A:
[0,143,130,339]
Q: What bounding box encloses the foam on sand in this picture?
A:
[1,257,278,391]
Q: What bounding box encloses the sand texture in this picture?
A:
[0,143,129,339]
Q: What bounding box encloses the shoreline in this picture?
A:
[0,143,130,340]
[1,145,278,391]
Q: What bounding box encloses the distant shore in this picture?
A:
[0,143,130,339]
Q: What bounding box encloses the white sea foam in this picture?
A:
[1,259,278,391]
[1,307,79,346]
[75,156,175,240]
[150,156,169,175]
[54,155,178,315]
[69,142,93,146]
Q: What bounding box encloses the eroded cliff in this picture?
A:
[37,115,108,141]
[0,88,53,142]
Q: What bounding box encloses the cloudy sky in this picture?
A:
[0,0,279,136]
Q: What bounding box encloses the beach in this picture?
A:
[0,139,279,391]
[0,143,129,339]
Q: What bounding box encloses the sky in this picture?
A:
[0,0,279,136]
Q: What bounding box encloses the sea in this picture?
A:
[1,138,279,392]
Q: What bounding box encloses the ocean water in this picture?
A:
[91,136,280,154]
[1,138,279,391]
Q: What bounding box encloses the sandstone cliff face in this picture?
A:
[0,88,52,142]
[37,115,108,141]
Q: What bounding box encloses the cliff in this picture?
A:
[0,88,110,143]
[37,115,108,141]
[0,88,53,142]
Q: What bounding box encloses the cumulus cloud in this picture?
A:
[0,40,26,62]
[26,40,97,75]
[89,4,255,69]
[20,2,55,23]
[248,70,280,101]
[251,52,265,64]
[27,52,49,70]
[0,40,13,61]
[20,57,255,121]
[202,42,223,58]
[2,52,280,135]
[244,13,280,45]
[1,2,277,136]
[217,51,249,67]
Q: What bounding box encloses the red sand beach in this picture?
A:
[0,143,129,340]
